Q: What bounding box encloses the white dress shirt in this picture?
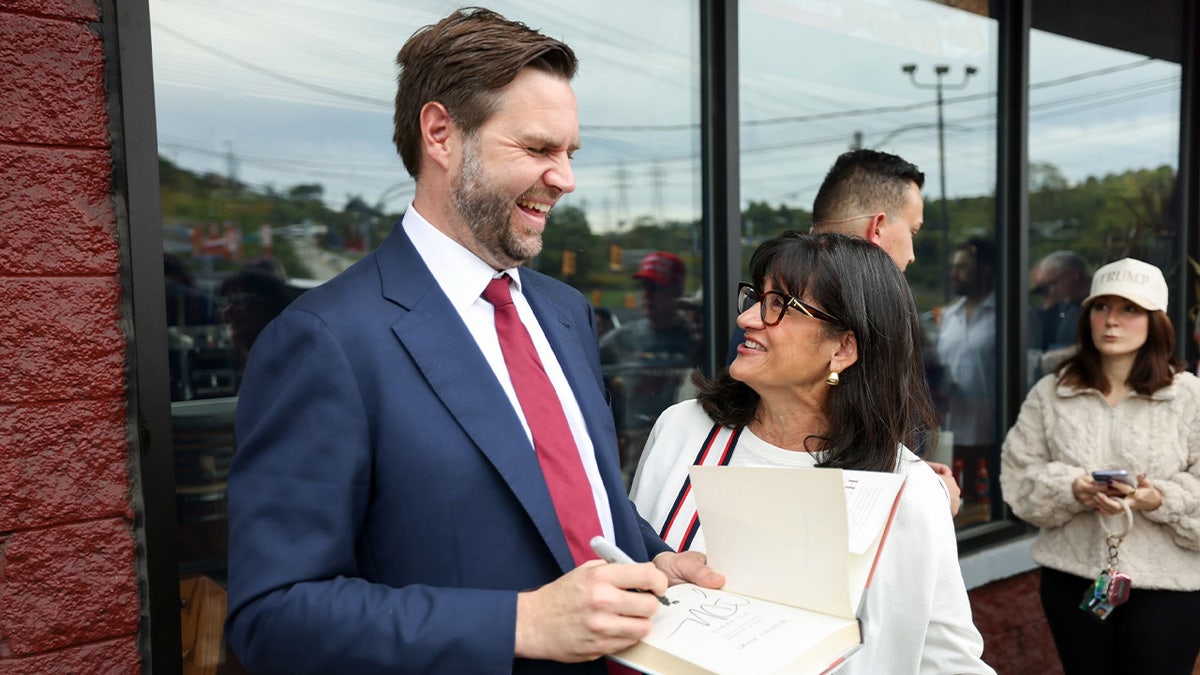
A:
[402,205,615,541]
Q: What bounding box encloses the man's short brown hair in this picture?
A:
[392,7,578,177]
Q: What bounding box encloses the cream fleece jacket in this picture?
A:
[1000,371,1200,590]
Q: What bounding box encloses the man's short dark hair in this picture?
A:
[392,7,578,177]
[812,149,925,223]
[956,236,995,271]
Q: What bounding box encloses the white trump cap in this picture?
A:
[1082,257,1168,312]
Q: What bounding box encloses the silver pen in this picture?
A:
[589,535,670,606]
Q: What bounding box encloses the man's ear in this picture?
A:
[419,101,457,172]
[863,212,887,245]
[830,330,859,374]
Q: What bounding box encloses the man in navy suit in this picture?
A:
[224,8,722,673]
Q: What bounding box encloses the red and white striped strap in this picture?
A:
[657,423,742,552]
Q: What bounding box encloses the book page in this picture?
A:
[618,583,859,675]
[842,470,905,554]
[689,466,904,619]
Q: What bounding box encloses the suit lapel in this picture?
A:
[377,227,578,571]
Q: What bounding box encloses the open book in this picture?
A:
[613,466,906,675]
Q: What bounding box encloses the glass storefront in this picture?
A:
[145,0,1193,668]
[1027,20,1183,380]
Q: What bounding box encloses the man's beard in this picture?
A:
[451,139,543,267]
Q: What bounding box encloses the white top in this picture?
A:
[403,205,614,540]
[936,292,997,445]
[630,401,994,675]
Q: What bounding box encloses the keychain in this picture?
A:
[1079,500,1133,621]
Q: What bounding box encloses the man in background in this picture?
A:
[809,148,925,271]
[1032,249,1091,352]
[937,237,997,513]
[601,251,698,367]
[1030,250,1091,379]
[601,251,701,475]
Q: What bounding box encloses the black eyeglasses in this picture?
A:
[736,282,840,326]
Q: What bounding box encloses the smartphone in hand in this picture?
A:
[1092,469,1135,488]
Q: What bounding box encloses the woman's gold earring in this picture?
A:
[826,371,840,386]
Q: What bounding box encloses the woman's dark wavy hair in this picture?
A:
[1056,301,1184,395]
[692,231,939,473]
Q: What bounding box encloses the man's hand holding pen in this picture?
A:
[513,539,725,663]
[514,557,671,662]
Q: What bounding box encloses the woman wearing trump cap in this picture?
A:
[1001,257,1200,674]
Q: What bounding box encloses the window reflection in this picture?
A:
[1027,28,1182,383]
[936,236,998,524]
[1019,21,1182,529]
[146,0,1190,666]
[739,0,1000,529]
[599,251,703,480]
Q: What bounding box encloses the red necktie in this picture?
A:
[482,275,603,565]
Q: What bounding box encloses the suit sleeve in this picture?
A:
[225,309,518,675]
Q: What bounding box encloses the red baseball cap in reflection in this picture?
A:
[633,252,685,287]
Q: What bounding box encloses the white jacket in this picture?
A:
[1000,372,1200,590]
[630,400,994,675]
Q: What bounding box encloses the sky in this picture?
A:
[148,0,1182,229]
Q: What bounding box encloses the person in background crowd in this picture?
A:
[164,251,216,326]
[937,236,997,509]
[601,251,702,472]
[593,306,619,339]
[216,266,301,361]
[1030,250,1093,379]
[600,251,699,367]
[809,149,925,271]
[632,232,993,675]
[1001,257,1200,675]
[224,8,721,673]
[1032,249,1092,352]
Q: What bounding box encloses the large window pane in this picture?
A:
[1027,23,1182,379]
[151,1,701,667]
[739,0,1000,529]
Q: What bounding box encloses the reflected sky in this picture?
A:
[149,0,1180,227]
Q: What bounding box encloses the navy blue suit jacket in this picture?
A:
[225,222,669,674]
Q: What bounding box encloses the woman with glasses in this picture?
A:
[1000,258,1200,675]
[629,231,993,674]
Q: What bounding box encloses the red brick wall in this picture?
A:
[0,1,142,672]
